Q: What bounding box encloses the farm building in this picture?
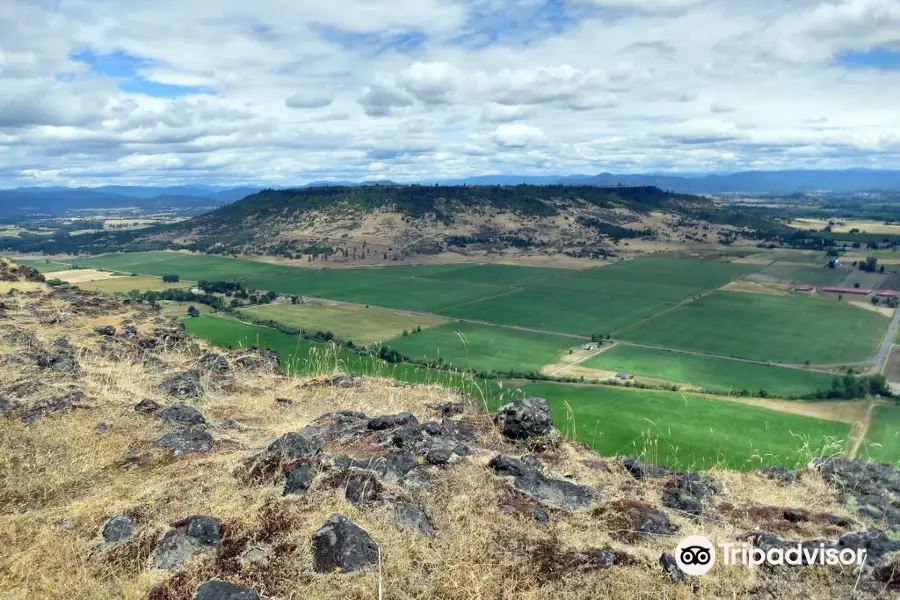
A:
[875,289,900,298]
[793,284,815,292]
[822,286,871,296]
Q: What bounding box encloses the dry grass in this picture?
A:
[75,277,191,294]
[0,280,890,600]
[52,269,119,284]
[722,280,788,296]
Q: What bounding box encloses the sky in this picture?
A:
[1,0,900,187]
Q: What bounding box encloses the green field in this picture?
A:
[239,302,447,345]
[584,345,837,397]
[78,252,757,336]
[184,315,848,470]
[16,259,74,273]
[858,405,900,465]
[78,251,289,281]
[619,291,889,364]
[182,315,494,395]
[490,382,849,470]
[386,322,575,373]
[755,263,847,286]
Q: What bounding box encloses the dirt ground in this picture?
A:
[846,300,896,317]
[51,269,118,283]
[722,280,788,296]
[708,395,870,425]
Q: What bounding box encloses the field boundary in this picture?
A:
[848,401,878,459]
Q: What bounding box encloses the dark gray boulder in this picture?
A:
[101,515,136,543]
[153,428,214,456]
[36,350,81,376]
[368,412,418,431]
[394,503,435,537]
[662,473,721,517]
[425,448,452,466]
[497,397,551,440]
[151,530,202,570]
[298,411,370,444]
[344,472,383,506]
[760,465,797,485]
[94,325,116,336]
[814,458,900,527]
[199,353,229,373]
[134,399,162,414]
[161,404,206,426]
[489,455,538,478]
[513,473,592,510]
[160,370,203,398]
[185,516,222,546]
[659,552,685,581]
[0,394,19,415]
[194,581,262,600]
[312,514,379,573]
[283,463,316,495]
[619,457,673,480]
[629,503,673,536]
[266,432,322,462]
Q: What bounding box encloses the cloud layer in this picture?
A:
[2,0,899,186]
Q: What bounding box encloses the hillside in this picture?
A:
[1,262,899,599]
[71,185,780,263]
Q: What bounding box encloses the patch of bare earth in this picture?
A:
[722,280,789,296]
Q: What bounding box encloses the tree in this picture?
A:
[827,259,836,269]
[872,296,879,305]
[291,295,300,305]
[187,306,200,318]
[230,299,241,308]
[854,282,861,288]
[162,274,180,283]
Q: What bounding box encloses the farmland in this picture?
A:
[858,405,900,465]
[504,382,850,470]
[25,248,889,470]
[73,275,191,293]
[583,345,838,396]
[239,302,447,345]
[619,290,890,364]
[183,314,849,470]
[386,322,576,373]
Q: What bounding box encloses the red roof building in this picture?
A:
[875,289,900,297]
[822,286,871,295]
[793,284,815,292]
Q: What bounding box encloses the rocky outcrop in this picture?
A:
[311,514,379,573]
[497,397,551,440]
[160,370,204,398]
[151,516,222,570]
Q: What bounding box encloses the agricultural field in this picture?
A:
[78,251,290,281]
[240,302,447,345]
[183,314,851,470]
[489,382,850,470]
[858,405,900,465]
[751,263,847,286]
[15,259,74,272]
[183,315,494,398]
[386,322,575,373]
[158,301,215,319]
[81,252,758,336]
[583,345,837,397]
[619,290,890,364]
[73,275,190,293]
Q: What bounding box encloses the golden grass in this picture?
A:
[0,277,883,600]
[75,277,191,294]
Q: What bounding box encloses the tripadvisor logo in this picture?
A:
[674,535,868,576]
[675,535,716,576]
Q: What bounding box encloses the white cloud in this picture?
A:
[493,123,544,148]
[0,0,899,186]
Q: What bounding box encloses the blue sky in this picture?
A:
[2,0,900,187]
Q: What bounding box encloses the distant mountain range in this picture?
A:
[4,169,900,217]
[0,185,259,217]
[310,169,900,194]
